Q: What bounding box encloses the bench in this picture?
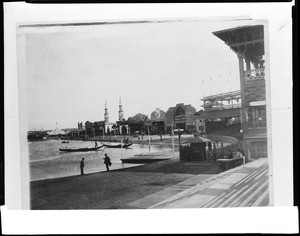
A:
[216,157,244,172]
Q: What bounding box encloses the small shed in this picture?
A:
[181,136,211,161]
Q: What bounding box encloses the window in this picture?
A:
[247,106,266,128]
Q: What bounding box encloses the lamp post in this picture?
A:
[174,128,184,151]
[171,124,175,157]
[147,125,151,152]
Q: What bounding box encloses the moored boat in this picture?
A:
[59,145,104,152]
[103,143,133,148]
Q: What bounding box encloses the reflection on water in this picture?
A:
[29,140,171,181]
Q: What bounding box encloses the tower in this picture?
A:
[118,96,124,121]
[104,100,109,123]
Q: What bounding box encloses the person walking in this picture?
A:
[95,141,98,148]
[208,142,212,151]
[227,150,233,159]
[103,153,112,171]
[80,158,85,175]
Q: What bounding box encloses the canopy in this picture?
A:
[182,136,211,144]
[48,127,66,136]
[195,108,241,120]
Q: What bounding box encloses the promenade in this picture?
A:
[133,158,269,208]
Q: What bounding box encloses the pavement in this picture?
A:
[129,158,269,209]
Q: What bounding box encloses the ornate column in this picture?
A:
[238,53,249,161]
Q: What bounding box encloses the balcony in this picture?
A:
[244,68,265,82]
[204,103,241,111]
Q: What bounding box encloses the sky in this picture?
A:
[22,19,254,130]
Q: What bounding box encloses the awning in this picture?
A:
[48,127,66,135]
[195,108,240,120]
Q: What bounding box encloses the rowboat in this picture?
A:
[59,145,104,152]
[103,143,133,148]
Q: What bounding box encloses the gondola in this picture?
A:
[103,143,133,148]
[59,145,104,152]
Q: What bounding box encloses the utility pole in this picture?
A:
[171,124,175,157]
[148,125,151,152]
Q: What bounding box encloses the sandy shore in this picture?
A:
[30,135,232,209]
[30,157,220,209]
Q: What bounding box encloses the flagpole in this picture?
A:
[171,124,175,157]
[120,139,123,159]
[148,125,151,152]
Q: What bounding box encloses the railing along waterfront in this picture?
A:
[204,103,241,111]
[244,68,265,82]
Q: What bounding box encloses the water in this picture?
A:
[29,140,172,181]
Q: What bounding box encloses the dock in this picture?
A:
[121,151,178,164]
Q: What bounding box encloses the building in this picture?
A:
[213,25,267,160]
[84,121,105,138]
[103,100,117,134]
[127,113,149,134]
[195,90,242,136]
[150,108,166,134]
[27,130,48,141]
[165,103,197,134]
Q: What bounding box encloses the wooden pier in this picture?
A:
[121,151,178,164]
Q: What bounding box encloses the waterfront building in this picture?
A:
[127,113,149,134]
[213,25,267,160]
[77,122,86,138]
[165,103,197,134]
[85,121,106,138]
[195,90,242,137]
[150,108,166,134]
[117,120,129,135]
[27,130,48,141]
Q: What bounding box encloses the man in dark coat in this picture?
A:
[80,158,85,175]
[103,153,111,171]
[228,150,233,159]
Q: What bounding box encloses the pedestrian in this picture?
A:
[216,138,219,147]
[103,153,112,171]
[95,141,98,148]
[227,150,233,159]
[80,158,85,175]
[208,142,212,150]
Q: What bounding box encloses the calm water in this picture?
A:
[29,140,172,181]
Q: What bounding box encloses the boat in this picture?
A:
[59,145,104,152]
[103,143,133,148]
[61,140,69,143]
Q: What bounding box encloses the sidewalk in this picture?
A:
[130,158,269,209]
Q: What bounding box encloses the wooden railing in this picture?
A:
[244,68,265,82]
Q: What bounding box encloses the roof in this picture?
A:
[195,108,241,119]
[202,90,241,102]
[213,25,264,63]
[183,136,211,144]
[48,127,66,135]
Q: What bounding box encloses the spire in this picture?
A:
[104,100,109,123]
[118,96,124,121]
